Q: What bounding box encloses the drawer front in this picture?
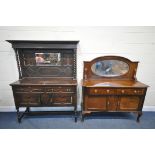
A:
[13,86,75,93]
[13,86,76,93]
[45,86,75,93]
[14,86,43,93]
[117,88,144,95]
[85,96,107,111]
[88,88,116,95]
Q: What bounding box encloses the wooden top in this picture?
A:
[10,78,77,86]
[81,79,148,88]
[6,40,79,49]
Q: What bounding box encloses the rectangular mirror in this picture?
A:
[35,53,61,66]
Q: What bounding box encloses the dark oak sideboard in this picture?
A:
[7,40,79,122]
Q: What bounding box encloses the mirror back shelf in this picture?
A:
[83,56,139,81]
[7,40,79,79]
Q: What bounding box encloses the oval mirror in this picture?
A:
[91,60,129,77]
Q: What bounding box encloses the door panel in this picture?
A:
[119,96,140,111]
[86,96,107,111]
[15,93,41,106]
[48,93,73,106]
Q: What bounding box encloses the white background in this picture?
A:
[0,0,155,155]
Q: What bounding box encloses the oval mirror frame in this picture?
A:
[91,60,129,77]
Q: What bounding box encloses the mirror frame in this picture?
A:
[91,59,129,77]
[83,56,139,80]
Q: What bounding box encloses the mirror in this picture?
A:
[91,60,129,77]
[35,53,61,66]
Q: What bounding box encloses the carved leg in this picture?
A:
[137,111,142,123]
[16,107,21,123]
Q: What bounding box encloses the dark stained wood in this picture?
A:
[82,56,148,122]
[8,40,79,123]
[10,77,77,86]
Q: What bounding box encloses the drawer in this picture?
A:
[13,86,75,93]
[88,88,116,95]
[45,87,75,93]
[14,86,43,93]
[117,88,144,95]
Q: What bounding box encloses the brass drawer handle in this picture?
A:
[107,90,110,93]
[121,90,125,93]
[94,89,98,93]
[134,90,137,93]
[47,89,54,92]
[32,89,41,91]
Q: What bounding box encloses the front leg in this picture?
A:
[81,111,85,122]
[74,109,78,123]
[136,111,142,123]
[16,107,21,123]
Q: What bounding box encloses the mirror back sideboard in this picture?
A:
[7,40,79,123]
[82,56,148,122]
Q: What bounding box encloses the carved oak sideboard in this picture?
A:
[81,56,148,122]
[7,40,79,123]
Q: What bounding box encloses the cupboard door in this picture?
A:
[48,93,73,106]
[14,93,41,106]
[86,96,107,111]
[118,96,140,111]
[107,96,118,111]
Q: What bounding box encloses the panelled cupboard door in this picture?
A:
[118,96,140,111]
[14,93,41,106]
[49,93,73,106]
[85,96,107,111]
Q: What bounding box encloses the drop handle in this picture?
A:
[94,89,98,93]
[107,101,110,105]
[121,90,125,93]
[106,90,110,93]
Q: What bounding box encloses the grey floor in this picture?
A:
[0,112,155,129]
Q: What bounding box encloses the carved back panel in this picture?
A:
[7,40,79,79]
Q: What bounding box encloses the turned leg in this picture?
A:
[75,115,77,122]
[81,112,85,122]
[137,111,142,123]
[74,104,78,122]
[26,107,30,113]
[74,111,77,123]
[16,107,21,123]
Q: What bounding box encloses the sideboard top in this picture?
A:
[81,79,148,88]
[10,77,77,86]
